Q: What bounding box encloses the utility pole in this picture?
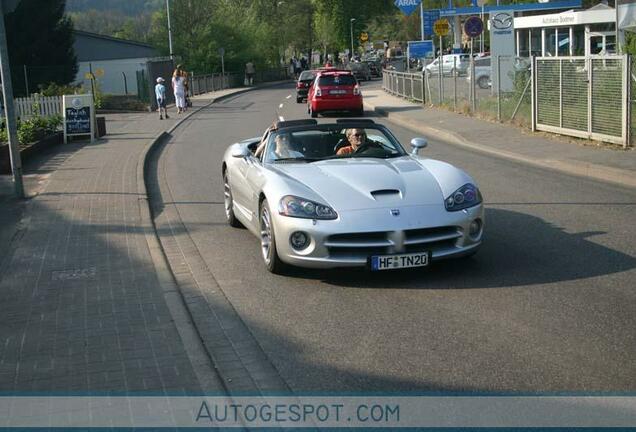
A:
[0,0,24,198]
[166,0,174,59]
[350,18,356,61]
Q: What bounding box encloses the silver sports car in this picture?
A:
[222,119,484,273]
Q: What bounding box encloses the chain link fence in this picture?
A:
[384,54,632,147]
[534,55,629,146]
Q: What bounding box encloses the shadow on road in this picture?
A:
[279,207,636,289]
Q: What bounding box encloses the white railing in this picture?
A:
[11,95,63,119]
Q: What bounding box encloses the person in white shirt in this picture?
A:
[172,69,186,114]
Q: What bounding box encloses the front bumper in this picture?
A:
[272,204,484,269]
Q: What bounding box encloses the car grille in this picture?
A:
[325,226,461,259]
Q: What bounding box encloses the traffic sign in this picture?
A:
[359,32,369,42]
[433,18,450,36]
[408,40,434,59]
[463,16,483,38]
[394,0,422,16]
[422,9,440,38]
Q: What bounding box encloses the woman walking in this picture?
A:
[172,67,186,114]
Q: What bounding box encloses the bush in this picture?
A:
[1,115,62,145]
[39,82,81,97]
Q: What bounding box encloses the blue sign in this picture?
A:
[463,16,483,38]
[408,40,434,59]
[394,0,422,16]
[422,10,440,38]
[439,0,582,16]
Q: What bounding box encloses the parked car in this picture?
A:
[222,119,484,273]
[425,54,470,76]
[364,60,381,77]
[307,70,363,117]
[467,56,492,89]
[347,61,372,81]
[296,70,316,103]
[466,56,531,89]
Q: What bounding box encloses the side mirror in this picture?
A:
[410,137,428,155]
[231,145,250,158]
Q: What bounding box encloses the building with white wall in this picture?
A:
[514,4,620,57]
[73,31,159,95]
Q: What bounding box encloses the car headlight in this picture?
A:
[445,184,482,211]
[279,195,337,220]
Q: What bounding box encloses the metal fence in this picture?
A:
[382,54,632,147]
[190,67,289,96]
[631,57,635,147]
[533,55,629,147]
[382,71,425,103]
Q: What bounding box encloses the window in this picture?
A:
[317,75,357,86]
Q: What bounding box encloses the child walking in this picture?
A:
[155,77,169,120]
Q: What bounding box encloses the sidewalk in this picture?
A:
[0,89,244,394]
[363,88,636,189]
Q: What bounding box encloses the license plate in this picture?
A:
[370,252,430,271]
[329,89,347,94]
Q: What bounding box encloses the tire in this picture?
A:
[310,105,318,118]
[296,96,303,103]
[259,199,286,274]
[223,172,242,228]
[477,76,489,89]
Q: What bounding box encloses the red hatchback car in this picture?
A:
[307,70,363,118]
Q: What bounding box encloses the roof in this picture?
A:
[73,30,155,49]
[73,30,158,62]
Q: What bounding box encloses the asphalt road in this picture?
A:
[152,81,636,393]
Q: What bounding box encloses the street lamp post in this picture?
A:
[0,0,24,198]
[350,18,356,61]
[166,0,174,59]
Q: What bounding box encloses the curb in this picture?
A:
[137,87,263,391]
[137,82,290,393]
[365,100,636,189]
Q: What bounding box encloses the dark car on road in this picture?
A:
[296,70,317,103]
[347,61,372,82]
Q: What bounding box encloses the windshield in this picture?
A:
[263,126,406,163]
[299,71,315,81]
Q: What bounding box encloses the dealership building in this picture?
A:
[514,4,620,58]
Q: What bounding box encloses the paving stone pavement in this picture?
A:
[0,98,227,394]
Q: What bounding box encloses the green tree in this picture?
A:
[5,0,78,96]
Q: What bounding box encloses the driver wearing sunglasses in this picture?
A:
[337,128,372,156]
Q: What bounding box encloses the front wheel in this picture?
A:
[296,96,303,103]
[477,76,489,89]
[260,199,286,274]
[223,172,242,228]
[309,105,318,118]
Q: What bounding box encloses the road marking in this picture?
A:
[278,103,284,108]
[278,116,285,121]
[286,95,292,99]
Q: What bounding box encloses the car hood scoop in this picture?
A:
[273,157,444,211]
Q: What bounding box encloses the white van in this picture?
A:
[425,54,470,76]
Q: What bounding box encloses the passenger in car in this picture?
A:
[272,134,303,159]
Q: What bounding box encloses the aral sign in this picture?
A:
[394,0,422,16]
[489,10,515,93]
